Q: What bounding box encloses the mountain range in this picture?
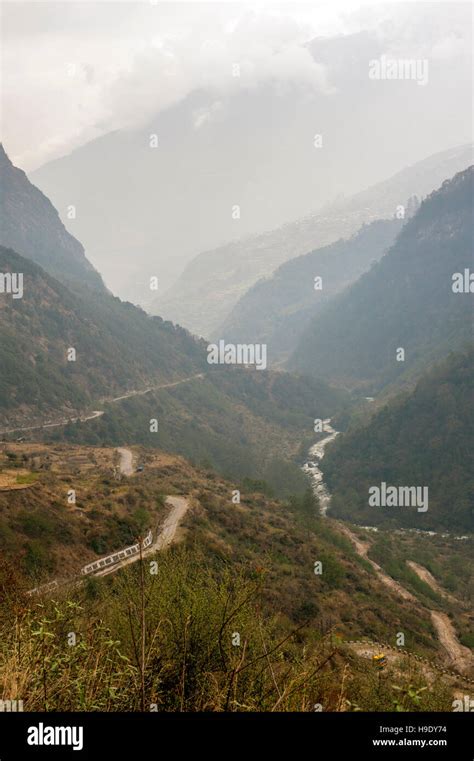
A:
[1,146,472,519]
[156,143,473,338]
[0,146,343,495]
[30,26,472,309]
[1,3,474,718]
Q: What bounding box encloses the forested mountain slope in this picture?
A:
[0,442,462,712]
[0,245,203,426]
[322,350,474,532]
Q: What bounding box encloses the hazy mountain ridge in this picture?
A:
[1,1,473,721]
[30,21,472,311]
[217,217,404,361]
[0,243,342,497]
[290,166,474,392]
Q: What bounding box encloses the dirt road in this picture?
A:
[109,373,204,403]
[338,523,417,602]
[117,447,134,476]
[430,611,474,675]
[407,560,459,604]
[0,410,105,436]
[347,640,473,695]
[338,523,473,676]
[153,496,189,549]
[28,494,191,592]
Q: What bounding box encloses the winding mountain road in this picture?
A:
[94,495,191,578]
[0,373,205,437]
[303,424,473,677]
[108,373,204,403]
[28,491,191,592]
[92,447,190,576]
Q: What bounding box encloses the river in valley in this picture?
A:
[301,418,339,516]
[301,419,469,540]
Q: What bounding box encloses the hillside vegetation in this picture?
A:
[0,245,203,427]
[322,350,474,532]
[38,369,347,498]
[0,442,461,712]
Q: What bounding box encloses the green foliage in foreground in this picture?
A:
[0,550,453,712]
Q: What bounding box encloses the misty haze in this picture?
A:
[0,0,472,746]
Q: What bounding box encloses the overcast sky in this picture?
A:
[2,0,471,170]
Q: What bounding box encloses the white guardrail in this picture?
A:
[27,530,153,595]
[26,580,59,596]
[80,530,153,576]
